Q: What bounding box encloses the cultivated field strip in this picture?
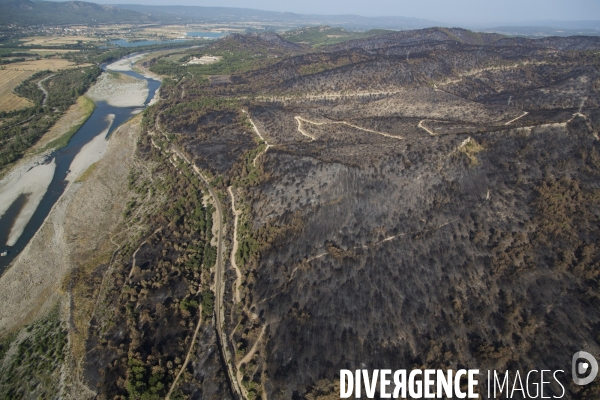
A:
[2,59,90,72]
[0,70,35,112]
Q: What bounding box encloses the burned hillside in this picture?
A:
[84,28,600,399]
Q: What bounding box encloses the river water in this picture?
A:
[0,62,161,272]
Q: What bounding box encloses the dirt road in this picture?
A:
[228,186,243,304]
[295,115,403,140]
[242,110,272,166]
[37,74,55,106]
[155,115,243,399]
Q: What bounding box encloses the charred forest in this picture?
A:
[82,27,600,399]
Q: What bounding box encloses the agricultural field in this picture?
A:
[136,48,187,63]
[19,36,101,46]
[159,52,192,63]
[0,70,35,112]
[2,59,91,71]
[138,25,188,38]
[91,23,148,31]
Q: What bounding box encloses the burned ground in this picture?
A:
[82,28,600,399]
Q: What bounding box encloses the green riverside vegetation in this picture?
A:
[40,96,97,153]
[0,305,68,398]
[0,66,101,173]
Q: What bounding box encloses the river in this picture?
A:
[0,59,161,272]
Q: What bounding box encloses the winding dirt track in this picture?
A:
[253,90,403,102]
[236,325,267,399]
[294,116,317,140]
[295,116,403,140]
[37,74,55,106]
[165,305,203,400]
[504,111,529,125]
[155,114,243,399]
[417,119,437,136]
[242,110,272,166]
[228,186,243,304]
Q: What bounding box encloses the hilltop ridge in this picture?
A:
[0,0,159,26]
[213,32,307,53]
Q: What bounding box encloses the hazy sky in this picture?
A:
[87,0,600,25]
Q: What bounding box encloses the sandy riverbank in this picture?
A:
[105,54,145,72]
[0,51,158,261]
[0,95,96,237]
[108,53,163,81]
[0,113,114,250]
[66,114,114,182]
[0,115,141,335]
[0,159,55,246]
[0,50,163,334]
[34,96,96,152]
[86,72,148,108]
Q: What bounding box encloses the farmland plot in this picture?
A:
[0,70,35,112]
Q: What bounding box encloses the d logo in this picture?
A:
[572,351,598,386]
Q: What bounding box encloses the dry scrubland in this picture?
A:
[0,70,35,111]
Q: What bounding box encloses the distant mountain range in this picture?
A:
[114,4,443,30]
[1,0,442,29]
[0,0,159,26]
[2,0,599,38]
